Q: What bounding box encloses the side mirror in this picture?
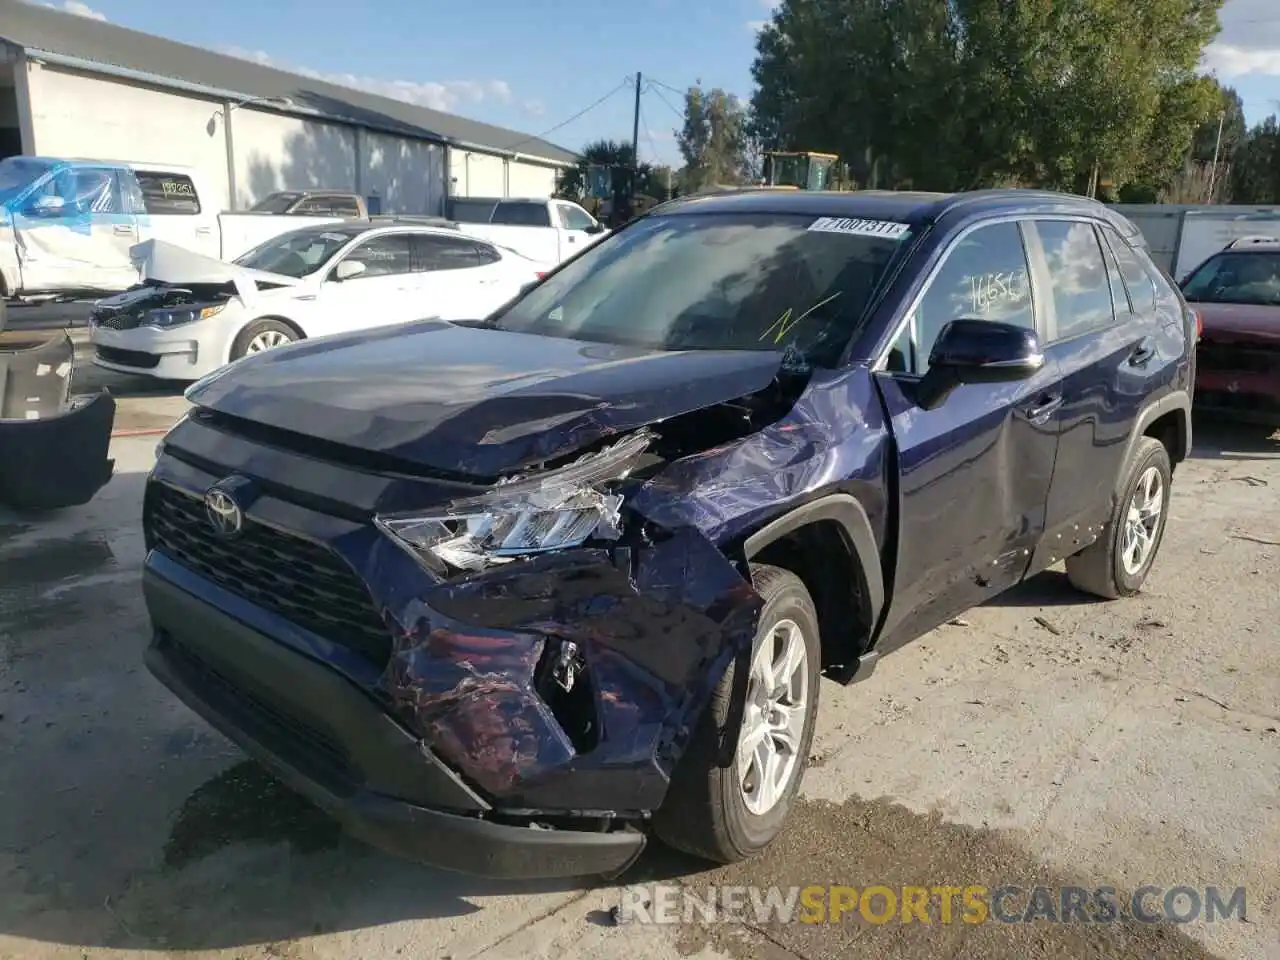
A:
[333,259,367,281]
[25,195,66,217]
[584,222,605,235]
[917,319,1045,410]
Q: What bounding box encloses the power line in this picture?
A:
[644,82,686,123]
[500,76,635,151]
[645,76,688,98]
[639,102,661,162]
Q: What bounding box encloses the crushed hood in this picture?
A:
[185,319,788,478]
[130,239,302,303]
[1194,301,1280,344]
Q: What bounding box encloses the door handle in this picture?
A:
[113,224,134,235]
[1128,338,1156,367]
[195,226,213,236]
[1023,393,1063,425]
[567,235,577,243]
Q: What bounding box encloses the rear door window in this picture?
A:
[1100,226,1158,314]
[1032,219,1115,340]
[134,171,201,215]
[493,201,552,227]
[414,234,494,270]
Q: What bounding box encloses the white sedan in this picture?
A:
[88,221,551,381]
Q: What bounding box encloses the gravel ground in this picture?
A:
[0,401,1276,959]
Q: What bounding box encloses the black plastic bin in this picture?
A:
[0,330,116,511]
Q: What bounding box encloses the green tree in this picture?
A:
[750,0,1226,195]
[555,138,670,201]
[1231,116,1280,204]
[677,85,750,190]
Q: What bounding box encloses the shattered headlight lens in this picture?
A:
[147,303,226,328]
[376,430,652,572]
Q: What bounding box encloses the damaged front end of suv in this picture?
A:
[142,201,908,877]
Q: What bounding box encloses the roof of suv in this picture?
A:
[654,188,1144,241]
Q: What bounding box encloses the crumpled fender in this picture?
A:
[371,365,891,814]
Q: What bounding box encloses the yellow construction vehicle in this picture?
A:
[762,151,848,190]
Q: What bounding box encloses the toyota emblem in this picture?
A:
[204,488,244,538]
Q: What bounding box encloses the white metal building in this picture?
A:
[0,0,576,214]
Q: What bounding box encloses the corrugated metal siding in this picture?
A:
[0,0,575,165]
[27,62,231,208]
[507,160,556,198]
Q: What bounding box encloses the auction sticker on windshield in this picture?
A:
[808,217,909,240]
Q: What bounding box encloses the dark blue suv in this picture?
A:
[141,189,1194,879]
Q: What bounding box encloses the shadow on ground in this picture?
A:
[1190,413,1279,461]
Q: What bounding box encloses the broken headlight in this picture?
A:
[376,430,652,572]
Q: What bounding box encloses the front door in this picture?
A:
[1027,218,1177,565]
[313,232,418,335]
[13,166,139,293]
[554,201,598,258]
[873,219,1062,649]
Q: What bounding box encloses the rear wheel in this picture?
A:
[1066,437,1172,598]
[654,564,821,863]
[230,319,298,361]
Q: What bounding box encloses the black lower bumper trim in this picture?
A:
[142,562,647,879]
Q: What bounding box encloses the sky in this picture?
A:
[27,0,1280,168]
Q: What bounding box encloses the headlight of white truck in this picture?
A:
[376,430,652,572]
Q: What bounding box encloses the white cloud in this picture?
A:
[61,0,107,18]
[1203,0,1280,76]
[20,0,109,19]
[523,99,546,117]
[221,47,513,114]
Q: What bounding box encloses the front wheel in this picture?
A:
[1066,437,1172,598]
[654,564,821,863]
[230,319,298,361]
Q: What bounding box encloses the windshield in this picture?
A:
[250,192,301,213]
[491,212,911,366]
[1181,251,1280,306]
[0,157,56,203]
[233,227,358,277]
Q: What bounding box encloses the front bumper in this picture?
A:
[142,554,648,879]
[90,315,238,381]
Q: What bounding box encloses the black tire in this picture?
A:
[230,319,298,361]
[653,564,821,863]
[1065,437,1172,599]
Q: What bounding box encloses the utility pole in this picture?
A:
[631,71,642,171]
[1207,109,1225,204]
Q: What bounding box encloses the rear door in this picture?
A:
[1025,217,1172,566]
[12,164,139,292]
[874,218,1062,648]
[131,169,220,257]
[410,233,520,320]
[312,232,418,334]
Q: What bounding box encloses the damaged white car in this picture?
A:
[89,222,550,381]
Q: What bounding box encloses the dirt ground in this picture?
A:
[0,410,1277,960]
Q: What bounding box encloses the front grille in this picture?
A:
[92,307,146,331]
[96,345,160,369]
[163,634,356,787]
[147,483,392,665]
[1197,341,1278,375]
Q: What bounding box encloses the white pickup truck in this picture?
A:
[445,197,609,265]
[0,157,349,300]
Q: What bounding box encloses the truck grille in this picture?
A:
[146,483,392,666]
